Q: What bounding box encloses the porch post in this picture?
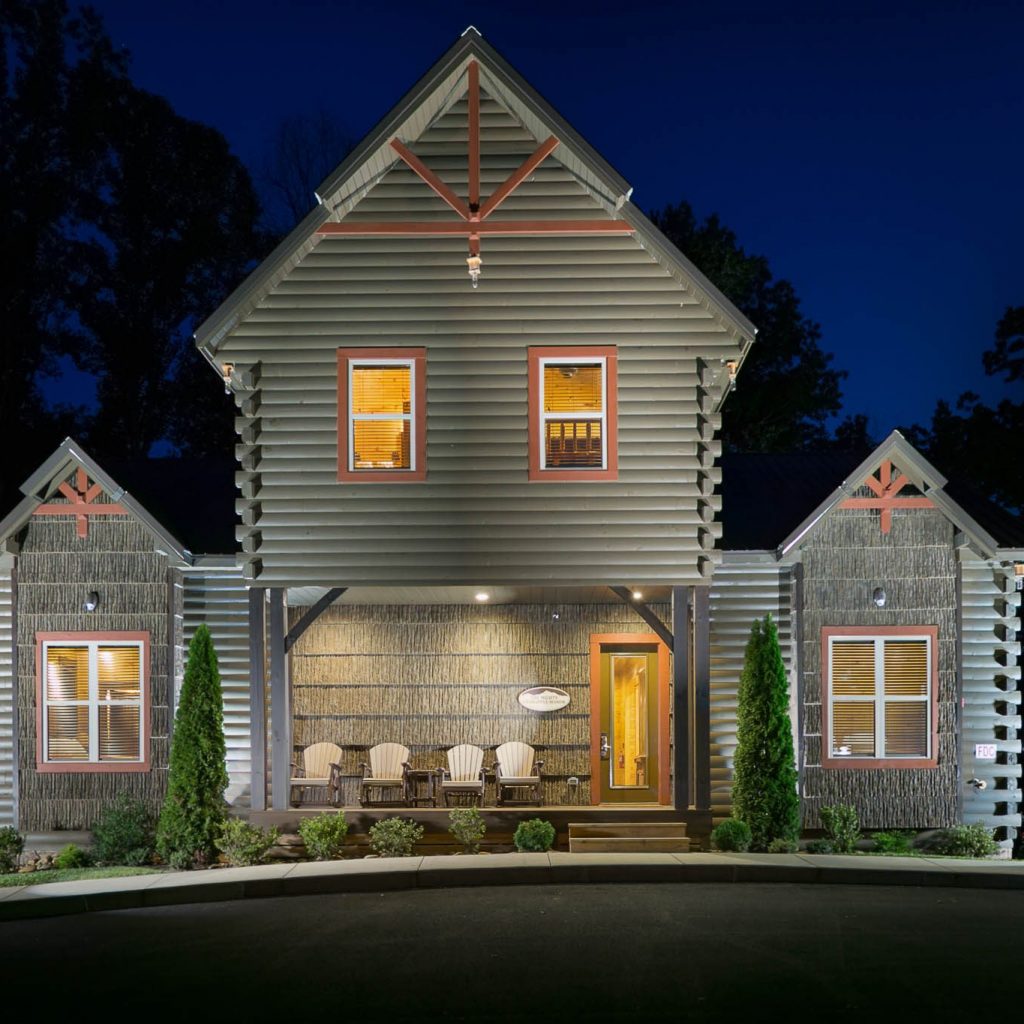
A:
[268,587,290,811]
[693,585,712,811]
[248,588,267,812]
[671,586,691,810]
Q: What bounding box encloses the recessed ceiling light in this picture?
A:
[632,590,643,601]
[475,591,490,602]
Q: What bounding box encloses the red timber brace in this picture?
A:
[314,60,633,276]
[33,468,128,539]
[838,458,934,534]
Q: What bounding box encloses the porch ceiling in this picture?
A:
[286,584,672,607]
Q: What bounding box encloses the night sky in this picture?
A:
[84,0,1023,436]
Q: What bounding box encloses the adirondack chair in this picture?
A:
[493,741,544,806]
[439,744,487,806]
[358,743,412,807]
[290,742,344,806]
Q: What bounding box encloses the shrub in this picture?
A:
[873,829,915,855]
[448,807,487,853]
[732,615,800,850]
[369,817,424,857]
[93,795,155,866]
[819,804,861,854]
[298,813,349,861]
[935,823,998,858]
[54,844,93,869]
[215,819,279,866]
[805,839,834,854]
[711,818,752,852]
[157,624,229,869]
[0,826,24,873]
[768,837,799,853]
[513,818,556,852]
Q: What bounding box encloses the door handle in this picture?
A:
[600,733,610,759]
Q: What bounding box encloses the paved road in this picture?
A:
[1,883,1011,1019]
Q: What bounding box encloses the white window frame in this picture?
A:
[40,639,146,765]
[537,355,608,471]
[347,357,417,473]
[827,633,933,761]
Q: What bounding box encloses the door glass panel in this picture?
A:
[610,654,648,788]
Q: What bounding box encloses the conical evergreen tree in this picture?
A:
[732,614,800,850]
[157,623,228,868]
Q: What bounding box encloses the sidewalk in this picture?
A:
[3,850,1024,922]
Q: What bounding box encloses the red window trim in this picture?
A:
[35,631,152,774]
[528,345,618,482]
[337,347,427,482]
[820,625,939,770]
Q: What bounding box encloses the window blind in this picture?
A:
[541,362,604,469]
[350,364,412,470]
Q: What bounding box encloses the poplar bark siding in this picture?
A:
[221,88,733,587]
[959,556,1022,839]
[0,559,14,826]
[288,601,667,807]
[708,557,795,820]
[182,569,252,808]
[15,515,171,831]
[799,508,959,828]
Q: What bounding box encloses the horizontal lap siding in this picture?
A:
[0,562,13,826]
[224,95,731,587]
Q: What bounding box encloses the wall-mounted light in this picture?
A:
[83,591,100,613]
[221,362,235,395]
[551,611,561,621]
[632,590,643,601]
[872,587,886,608]
[724,359,739,384]
[474,591,490,602]
[466,253,482,288]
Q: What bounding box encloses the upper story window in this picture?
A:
[337,348,427,482]
[36,632,150,773]
[528,346,618,481]
[822,626,938,769]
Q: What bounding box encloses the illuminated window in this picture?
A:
[528,347,618,481]
[37,633,149,771]
[337,348,426,482]
[823,627,937,768]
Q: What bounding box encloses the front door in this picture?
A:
[596,646,660,803]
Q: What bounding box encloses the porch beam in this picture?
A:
[693,585,711,812]
[284,586,347,653]
[608,586,674,651]
[315,219,634,237]
[672,587,691,811]
[248,588,267,812]
[268,587,290,812]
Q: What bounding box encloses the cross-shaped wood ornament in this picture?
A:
[838,458,934,533]
[33,468,128,538]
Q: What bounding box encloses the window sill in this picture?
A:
[821,756,938,770]
[35,761,151,774]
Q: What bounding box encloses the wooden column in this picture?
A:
[671,586,691,810]
[693,585,712,811]
[248,588,267,813]
[268,587,290,812]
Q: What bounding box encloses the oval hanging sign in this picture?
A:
[518,687,571,712]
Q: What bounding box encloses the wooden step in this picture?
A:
[569,821,688,839]
[569,836,691,854]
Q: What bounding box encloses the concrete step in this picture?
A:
[568,821,688,839]
[568,836,692,854]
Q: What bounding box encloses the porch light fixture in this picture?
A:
[474,591,490,602]
[466,253,482,288]
[872,587,886,608]
[82,591,100,613]
[632,590,643,601]
[221,362,235,395]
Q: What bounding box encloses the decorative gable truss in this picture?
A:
[838,458,935,535]
[33,468,128,539]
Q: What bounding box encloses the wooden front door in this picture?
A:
[593,642,662,803]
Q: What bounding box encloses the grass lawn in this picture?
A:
[0,866,161,888]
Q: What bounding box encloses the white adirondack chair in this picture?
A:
[439,744,486,806]
[494,741,544,806]
[290,742,344,806]
[359,743,412,807]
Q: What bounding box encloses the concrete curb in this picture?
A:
[3,851,1024,922]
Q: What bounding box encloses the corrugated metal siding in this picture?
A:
[182,569,252,808]
[0,559,14,827]
[222,90,732,587]
[708,557,794,820]
[960,556,1022,843]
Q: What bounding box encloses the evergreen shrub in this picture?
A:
[298,813,349,860]
[448,807,487,853]
[819,804,861,854]
[935,823,998,858]
[0,826,24,873]
[156,624,228,869]
[93,795,155,866]
[711,818,752,852]
[54,844,93,869]
[805,839,834,854]
[369,817,424,857]
[732,615,800,851]
[513,818,556,852]
[872,829,915,855]
[215,819,279,866]
[767,837,799,853]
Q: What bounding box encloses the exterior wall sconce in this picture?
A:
[82,591,100,612]
[466,253,482,288]
[221,362,235,395]
[872,587,886,608]
[474,591,489,602]
[724,359,739,384]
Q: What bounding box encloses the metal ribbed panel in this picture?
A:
[182,569,252,808]
[960,556,1022,843]
[221,87,732,588]
[0,562,13,826]
[707,557,794,820]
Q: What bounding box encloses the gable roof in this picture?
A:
[721,431,1024,557]
[194,28,756,363]
[0,439,238,562]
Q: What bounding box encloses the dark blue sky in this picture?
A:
[89,0,1023,436]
